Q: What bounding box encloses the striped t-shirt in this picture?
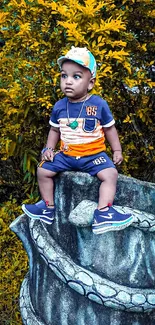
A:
[49,95,115,157]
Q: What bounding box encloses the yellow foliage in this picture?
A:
[149,10,155,18]
[123,115,132,123]
[0,12,9,23]
[0,200,28,325]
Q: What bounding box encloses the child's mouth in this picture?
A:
[65,88,73,91]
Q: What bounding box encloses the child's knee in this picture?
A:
[97,167,118,181]
[37,166,56,178]
[111,167,118,181]
[37,167,45,179]
[107,167,118,181]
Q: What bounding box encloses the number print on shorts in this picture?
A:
[93,157,106,165]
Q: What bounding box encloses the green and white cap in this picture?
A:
[57,46,97,78]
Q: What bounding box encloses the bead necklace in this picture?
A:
[66,96,87,130]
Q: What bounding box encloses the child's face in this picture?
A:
[60,60,95,101]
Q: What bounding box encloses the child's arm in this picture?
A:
[103,125,123,165]
[42,126,60,161]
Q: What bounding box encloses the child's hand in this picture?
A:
[113,150,123,165]
[42,149,54,162]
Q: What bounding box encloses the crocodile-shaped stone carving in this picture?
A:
[10,172,155,325]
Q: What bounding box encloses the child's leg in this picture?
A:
[37,167,57,207]
[22,167,57,224]
[22,152,74,224]
[97,168,118,210]
[93,167,133,234]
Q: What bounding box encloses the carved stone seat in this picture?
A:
[10,172,155,325]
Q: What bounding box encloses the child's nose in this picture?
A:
[66,77,73,84]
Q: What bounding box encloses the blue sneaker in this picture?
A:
[92,206,133,234]
[22,202,55,225]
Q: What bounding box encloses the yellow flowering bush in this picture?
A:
[0,0,155,182]
[0,200,28,325]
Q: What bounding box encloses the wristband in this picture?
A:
[41,147,54,154]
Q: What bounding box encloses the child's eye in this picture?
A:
[61,73,67,79]
[74,74,81,79]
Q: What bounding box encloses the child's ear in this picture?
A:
[88,78,95,91]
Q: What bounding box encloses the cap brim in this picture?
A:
[57,56,88,69]
[57,56,67,67]
[57,56,96,77]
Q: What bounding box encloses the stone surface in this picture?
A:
[69,199,155,231]
[10,172,155,325]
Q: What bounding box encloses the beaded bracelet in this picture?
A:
[41,147,54,154]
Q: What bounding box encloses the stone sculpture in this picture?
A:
[10,172,155,325]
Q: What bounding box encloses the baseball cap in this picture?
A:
[57,46,97,78]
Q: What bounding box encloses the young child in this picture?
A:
[22,46,133,234]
